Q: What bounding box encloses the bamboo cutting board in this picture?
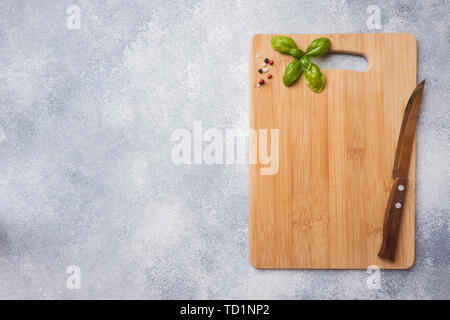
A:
[249,33,417,269]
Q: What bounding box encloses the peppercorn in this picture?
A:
[259,79,265,85]
[267,74,272,79]
[268,60,274,65]
[264,58,269,63]
[258,69,263,74]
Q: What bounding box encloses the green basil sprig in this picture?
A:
[283,59,303,87]
[271,36,330,93]
[304,63,325,93]
[299,55,312,70]
[270,36,298,54]
[305,38,331,58]
[289,48,305,59]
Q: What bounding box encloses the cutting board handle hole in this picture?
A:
[312,53,368,72]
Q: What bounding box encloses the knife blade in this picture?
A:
[378,80,425,262]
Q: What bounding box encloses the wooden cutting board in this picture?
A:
[249,33,417,269]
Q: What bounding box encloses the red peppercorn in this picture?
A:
[259,79,265,85]
[268,60,274,65]
[267,74,272,79]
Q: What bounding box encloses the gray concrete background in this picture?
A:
[0,0,449,299]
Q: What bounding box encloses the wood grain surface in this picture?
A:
[249,33,417,269]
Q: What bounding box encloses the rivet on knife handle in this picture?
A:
[378,177,407,261]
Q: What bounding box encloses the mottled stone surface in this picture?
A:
[0,0,448,299]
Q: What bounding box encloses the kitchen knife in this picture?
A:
[378,80,425,261]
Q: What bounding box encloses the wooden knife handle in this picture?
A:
[378,177,408,261]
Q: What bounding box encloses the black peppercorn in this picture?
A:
[258,69,263,74]
[264,58,269,63]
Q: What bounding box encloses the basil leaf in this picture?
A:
[271,36,298,55]
[305,38,331,58]
[282,58,303,87]
[304,63,325,93]
[299,55,312,70]
[288,48,305,59]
